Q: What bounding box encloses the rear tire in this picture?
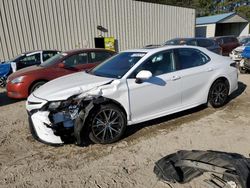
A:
[208,79,229,108]
[30,81,46,94]
[87,104,127,144]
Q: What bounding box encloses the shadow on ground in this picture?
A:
[32,81,247,147]
[0,90,22,107]
[228,81,247,101]
[124,81,247,141]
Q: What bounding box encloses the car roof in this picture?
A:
[211,36,237,39]
[122,45,207,54]
[63,48,115,55]
[170,37,212,41]
[22,49,60,55]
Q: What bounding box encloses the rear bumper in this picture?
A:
[6,82,29,99]
[28,111,64,145]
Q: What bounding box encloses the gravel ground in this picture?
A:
[0,74,249,188]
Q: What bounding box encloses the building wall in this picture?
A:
[195,24,216,38]
[0,0,195,60]
[240,23,250,36]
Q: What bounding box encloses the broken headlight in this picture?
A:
[48,97,81,111]
[48,101,61,110]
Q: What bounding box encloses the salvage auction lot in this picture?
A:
[0,74,249,188]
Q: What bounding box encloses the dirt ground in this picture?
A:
[0,74,250,188]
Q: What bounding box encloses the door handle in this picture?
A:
[171,75,181,81]
[206,67,213,72]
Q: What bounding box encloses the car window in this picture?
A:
[223,37,235,44]
[197,39,214,48]
[43,51,58,61]
[18,53,41,64]
[64,53,88,67]
[176,48,210,70]
[131,50,175,77]
[186,40,197,46]
[89,51,112,63]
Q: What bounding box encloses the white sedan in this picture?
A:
[26,46,238,145]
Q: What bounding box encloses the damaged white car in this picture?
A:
[26,46,238,145]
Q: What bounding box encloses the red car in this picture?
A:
[211,36,240,56]
[7,49,116,99]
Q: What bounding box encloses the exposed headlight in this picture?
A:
[48,101,61,110]
[48,97,81,110]
[11,76,24,84]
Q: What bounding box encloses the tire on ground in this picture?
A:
[87,103,127,144]
[208,79,229,108]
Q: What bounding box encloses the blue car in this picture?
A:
[239,45,250,74]
[0,50,59,87]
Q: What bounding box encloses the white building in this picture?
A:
[196,12,249,38]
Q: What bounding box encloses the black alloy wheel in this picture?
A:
[208,80,229,108]
[89,104,126,144]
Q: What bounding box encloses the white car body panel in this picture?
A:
[127,72,181,123]
[26,45,238,144]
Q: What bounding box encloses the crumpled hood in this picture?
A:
[33,72,113,101]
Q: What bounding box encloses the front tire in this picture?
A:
[88,104,127,144]
[208,80,229,108]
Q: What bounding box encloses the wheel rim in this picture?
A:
[211,82,228,106]
[92,109,123,142]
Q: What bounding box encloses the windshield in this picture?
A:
[245,42,250,47]
[89,52,146,78]
[40,53,65,67]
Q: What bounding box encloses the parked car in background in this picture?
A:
[7,49,116,99]
[211,36,240,56]
[238,36,250,46]
[26,46,238,145]
[230,42,250,61]
[164,38,221,54]
[0,50,60,87]
[239,45,250,74]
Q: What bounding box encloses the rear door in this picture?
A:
[174,48,213,106]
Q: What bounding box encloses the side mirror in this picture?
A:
[135,70,152,84]
[58,62,65,68]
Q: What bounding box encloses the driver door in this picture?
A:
[126,50,182,123]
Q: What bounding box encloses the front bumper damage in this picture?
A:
[26,80,120,145]
[28,111,64,145]
[28,101,93,145]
